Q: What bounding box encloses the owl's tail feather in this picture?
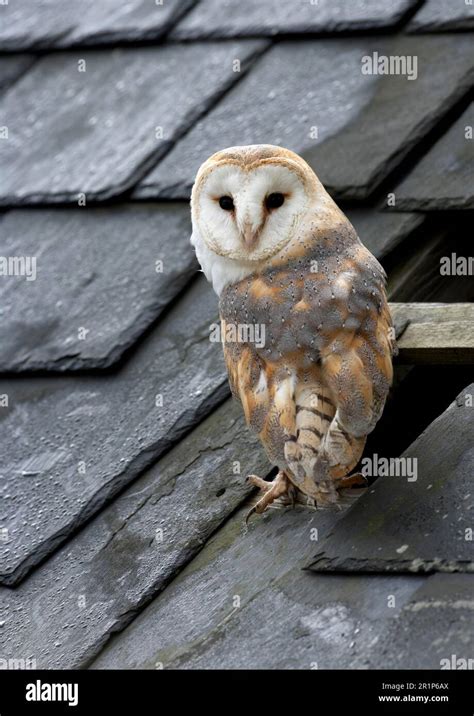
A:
[284,383,365,501]
[322,415,366,480]
[284,383,336,499]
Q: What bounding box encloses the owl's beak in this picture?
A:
[241,223,261,250]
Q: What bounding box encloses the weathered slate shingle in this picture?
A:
[172,0,417,39]
[408,0,474,32]
[353,573,474,669]
[91,495,426,670]
[0,277,230,586]
[0,0,196,50]
[0,400,266,669]
[0,41,266,205]
[393,103,474,210]
[0,204,196,372]
[302,34,474,199]
[308,384,474,574]
[136,35,474,201]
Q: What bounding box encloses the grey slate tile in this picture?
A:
[91,495,425,669]
[172,0,417,39]
[0,0,196,51]
[354,574,474,669]
[393,103,474,210]
[0,41,266,205]
[0,276,230,586]
[347,209,424,260]
[135,35,474,201]
[0,1,73,51]
[408,0,474,32]
[303,34,474,200]
[0,400,266,669]
[0,204,197,372]
[0,55,35,94]
[308,384,474,575]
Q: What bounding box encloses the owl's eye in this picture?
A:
[219,195,234,211]
[265,192,285,210]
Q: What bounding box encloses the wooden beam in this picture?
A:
[389,303,474,364]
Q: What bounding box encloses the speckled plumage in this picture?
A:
[191,145,395,513]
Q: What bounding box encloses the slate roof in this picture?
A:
[0,0,472,670]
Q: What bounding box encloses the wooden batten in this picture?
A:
[390,303,474,364]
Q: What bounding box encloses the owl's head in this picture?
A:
[190,145,334,294]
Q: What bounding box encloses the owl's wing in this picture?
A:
[221,318,269,434]
[320,273,395,440]
[272,239,394,491]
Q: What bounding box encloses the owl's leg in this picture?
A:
[245,471,292,523]
[246,475,272,492]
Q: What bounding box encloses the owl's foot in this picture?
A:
[245,471,293,523]
[335,472,368,490]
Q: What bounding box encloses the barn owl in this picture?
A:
[190,145,395,520]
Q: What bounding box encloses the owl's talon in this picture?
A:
[244,470,291,523]
[245,506,257,525]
